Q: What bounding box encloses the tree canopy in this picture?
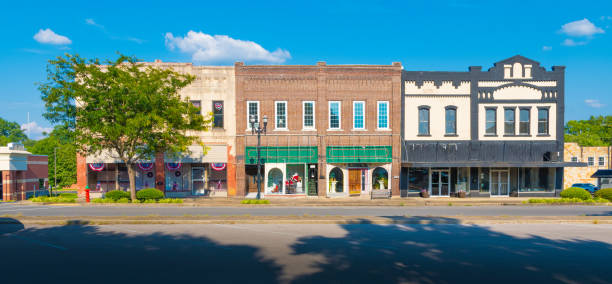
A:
[39,53,212,199]
[0,117,28,145]
[565,115,612,146]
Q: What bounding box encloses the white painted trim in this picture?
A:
[302,101,315,130]
[328,101,341,130]
[246,101,260,130]
[274,101,288,130]
[377,101,390,130]
[352,101,365,130]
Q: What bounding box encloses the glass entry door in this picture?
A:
[490,170,509,196]
[431,169,450,197]
[192,167,207,196]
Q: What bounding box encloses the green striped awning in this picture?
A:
[326,146,392,163]
[245,146,318,164]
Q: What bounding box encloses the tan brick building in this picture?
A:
[564,142,610,188]
[235,62,402,197]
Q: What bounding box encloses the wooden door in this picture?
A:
[349,169,361,195]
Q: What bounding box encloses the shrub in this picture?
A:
[594,188,612,201]
[30,196,76,203]
[143,199,157,203]
[136,188,164,200]
[57,192,77,198]
[117,197,130,203]
[158,198,183,204]
[560,187,592,200]
[241,199,270,204]
[105,190,131,201]
[527,198,608,204]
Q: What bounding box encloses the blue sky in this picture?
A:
[1,0,611,139]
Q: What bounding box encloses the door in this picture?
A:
[491,170,509,196]
[192,167,207,196]
[349,169,362,195]
[431,169,450,197]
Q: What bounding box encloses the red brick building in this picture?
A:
[235,62,402,198]
[0,143,48,201]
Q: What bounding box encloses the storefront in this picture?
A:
[245,146,318,197]
[164,145,228,197]
[325,146,392,197]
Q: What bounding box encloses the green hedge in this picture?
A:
[91,197,182,204]
[594,188,612,201]
[527,197,608,204]
[560,187,592,200]
[30,196,76,203]
[136,188,164,200]
[105,190,131,201]
[58,193,77,198]
[241,199,270,204]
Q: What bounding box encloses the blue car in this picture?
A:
[572,183,599,194]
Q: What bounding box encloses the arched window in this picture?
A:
[267,168,283,193]
[372,167,389,190]
[445,106,457,135]
[418,106,430,135]
[329,167,344,193]
[513,62,523,78]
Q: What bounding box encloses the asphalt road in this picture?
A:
[1,222,611,284]
[1,203,611,216]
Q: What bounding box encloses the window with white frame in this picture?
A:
[353,101,365,129]
[588,157,594,166]
[538,108,549,135]
[303,101,315,129]
[329,101,341,129]
[418,106,430,135]
[275,101,287,129]
[599,156,605,166]
[445,106,457,135]
[377,101,389,129]
[247,101,259,129]
[485,108,497,135]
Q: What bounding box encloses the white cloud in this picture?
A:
[21,121,52,140]
[562,38,587,46]
[165,31,291,64]
[542,46,552,51]
[585,99,605,108]
[33,28,71,45]
[561,18,604,37]
[85,18,103,28]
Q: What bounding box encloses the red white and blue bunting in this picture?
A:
[89,163,105,172]
[166,162,182,171]
[211,163,226,171]
[138,162,154,171]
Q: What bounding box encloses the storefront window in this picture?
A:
[372,167,389,190]
[329,167,344,193]
[286,164,305,194]
[208,164,227,191]
[408,168,428,192]
[267,168,283,194]
[479,168,490,192]
[519,168,554,192]
[456,167,469,192]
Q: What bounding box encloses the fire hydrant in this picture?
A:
[85,185,90,203]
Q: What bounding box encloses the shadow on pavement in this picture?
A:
[291,216,612,284]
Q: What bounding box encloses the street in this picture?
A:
[1,203,611,217]
[1,222,611,283]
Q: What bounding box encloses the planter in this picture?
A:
[330,181,338,193]
[510,191,519,197]
[378,181,386,190]
[420,191,430,198]
[457,191,466,198]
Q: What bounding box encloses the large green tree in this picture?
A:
[0,117,28,145]
[39,53,212,199]
[28,125,76,189]
[565,115,612,146]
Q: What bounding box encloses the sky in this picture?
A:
[1,0,611,139]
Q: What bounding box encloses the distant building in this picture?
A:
[564,142,610,188]
[0,143,48,201]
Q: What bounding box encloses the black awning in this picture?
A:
[591,169,612,178]
[402,161,587,168]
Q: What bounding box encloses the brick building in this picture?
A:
[234,62,402,197]
[563,142,610,188]
[0,143,48,201]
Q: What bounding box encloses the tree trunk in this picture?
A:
[126,162,137,200]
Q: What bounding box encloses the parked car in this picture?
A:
[571,183,599,194]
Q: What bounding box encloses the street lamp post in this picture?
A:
[250,114,268,200]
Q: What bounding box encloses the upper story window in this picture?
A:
[213,101,224,128]
[275,101,287,129]
[519,108,530,135]
[377,101,389,129]
[303,101,315,130]
[247,101,259,129]
[599,156,605,166]
[504,108,515,135]
[571,156,578,162]
[418,106,430,136]
[538,108,549,135]
[190,100,201,114]
[329,101,341,130]
[445,106,457,135]
[353,101,365,130]
[588,157,594,166]
[485,108,497,135]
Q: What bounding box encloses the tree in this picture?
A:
[39,53,212,200]
[27,125,77,189]
[565,115,612,146]
[0,117,28,144]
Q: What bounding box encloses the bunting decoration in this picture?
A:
[211,163,226,171]
[166,162,182,171]
[89,163,105,172]
[138,162,154,171]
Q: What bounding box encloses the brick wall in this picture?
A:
[564,142,611,188]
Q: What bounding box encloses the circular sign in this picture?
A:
[147,172,154,178]
[175,171,182,177]
[89,163,105,172]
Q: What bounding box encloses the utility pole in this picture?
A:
[53,146,57,196]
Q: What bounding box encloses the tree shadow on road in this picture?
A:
[0,220,282,284]
[290,216,612,284]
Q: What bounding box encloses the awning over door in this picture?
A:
[326,146,392,163]
[245,146,318,164]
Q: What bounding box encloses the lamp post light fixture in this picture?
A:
[250,114,268,199]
